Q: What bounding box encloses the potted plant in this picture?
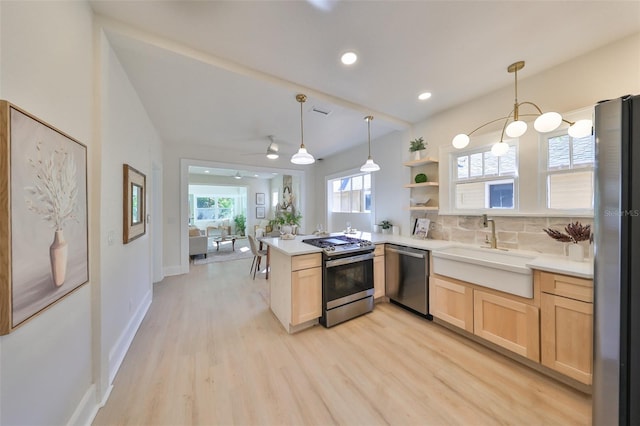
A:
[378,220,393,234]
[409,137,427,160]
[543,221,591,261]
[270,211,302,234]
[233,214,246,236]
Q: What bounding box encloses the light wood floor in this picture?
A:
[93,257,591,425]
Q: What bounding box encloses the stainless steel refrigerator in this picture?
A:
[593,94,640,425]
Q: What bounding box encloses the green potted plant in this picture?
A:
[233,214,246,236]
[409,137,427,160]
[378,220,393,234]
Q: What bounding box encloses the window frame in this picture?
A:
[450,142,520,213]
[541,130,595,214]
[328,171,372,214]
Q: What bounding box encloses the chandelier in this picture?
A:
[290,94,315,165]
[451,61,593,156]
[360,115,380,172]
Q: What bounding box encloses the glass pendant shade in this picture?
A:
[266,152,279,159]
[491,141,510,157]
[360,157,380,172]
[361,115,379,172]
[505,120,527,138]
[452,133,470,149]
[568,119,593,138]
[291,146,315,164]
[534,111,562,133]
[290,94,315,165]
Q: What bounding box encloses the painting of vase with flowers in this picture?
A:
[0,101,88,335]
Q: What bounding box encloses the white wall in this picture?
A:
[316,129,412,234]
[98,29,162,396]
[319,33,640,235]
[0,2,95,425]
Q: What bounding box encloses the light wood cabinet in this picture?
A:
[430,275,473,332]
[373,244,385,299]
[270,250,322,333]
[538,271,593,385]
[291,266,322,325]
[474,290,540,362]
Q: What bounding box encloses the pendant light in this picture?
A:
[290,94,315,165]
[451,61,593,156]
[360,115,380,172]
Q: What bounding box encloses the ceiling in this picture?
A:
[90,0,640,171]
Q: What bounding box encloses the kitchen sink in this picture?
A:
[431,246,536,298]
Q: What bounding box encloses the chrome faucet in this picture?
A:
[482,214,497,249]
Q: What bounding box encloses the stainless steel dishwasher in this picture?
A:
[385,244,431,319]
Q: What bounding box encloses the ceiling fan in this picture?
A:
[241,135,291,159]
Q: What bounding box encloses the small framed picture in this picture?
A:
[412,218,431,239]
[256,192,265,205]
[123,164,146,244]
[256,206,265,219]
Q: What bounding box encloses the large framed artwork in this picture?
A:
[0,101,89,335]
[123,164,146,244]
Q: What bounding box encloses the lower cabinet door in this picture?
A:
[430,276,473,332]
[474,290,540,362]
[541,293,593,384]
[291,267,322,325]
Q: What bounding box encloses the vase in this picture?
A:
[50,229,68,287]
[567,243,584,262]
[413,150,421,161]
[281,225,292,235]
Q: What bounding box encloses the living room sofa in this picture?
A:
[189,226,208,258]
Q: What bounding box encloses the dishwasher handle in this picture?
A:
[385,246,427,259]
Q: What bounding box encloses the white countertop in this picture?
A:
[261,232,593,279]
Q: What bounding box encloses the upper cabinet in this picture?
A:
[403,157,439,211]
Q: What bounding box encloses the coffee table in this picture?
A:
[212,236,237,251]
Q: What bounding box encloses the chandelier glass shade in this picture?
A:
[360,115,380,172]
[452,61,593,156]
[291,94,315,165]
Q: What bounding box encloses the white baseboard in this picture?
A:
[108,290,152,384]
[66,384,97,426]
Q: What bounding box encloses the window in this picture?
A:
[329,172,372,213]
[453,144,518,210]
[545,133,594,210]
[194,196,235,220]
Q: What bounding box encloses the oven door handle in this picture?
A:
[325,252,374,268]
[385,247,426,259]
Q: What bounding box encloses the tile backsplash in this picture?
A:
[421,214,594,257]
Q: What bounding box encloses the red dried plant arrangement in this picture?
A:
[543,221,591,244]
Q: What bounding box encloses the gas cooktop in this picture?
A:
[302,235,374,255]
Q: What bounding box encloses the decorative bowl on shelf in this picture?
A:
[410,197,431,207]
[414,173,428,183]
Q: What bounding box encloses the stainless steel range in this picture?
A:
[303,235,375,327]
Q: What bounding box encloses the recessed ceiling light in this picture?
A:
[418,92,432,101]
[204,170,210,173]
[341,51,357,65]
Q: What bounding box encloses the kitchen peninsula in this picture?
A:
[262,232,594,389]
